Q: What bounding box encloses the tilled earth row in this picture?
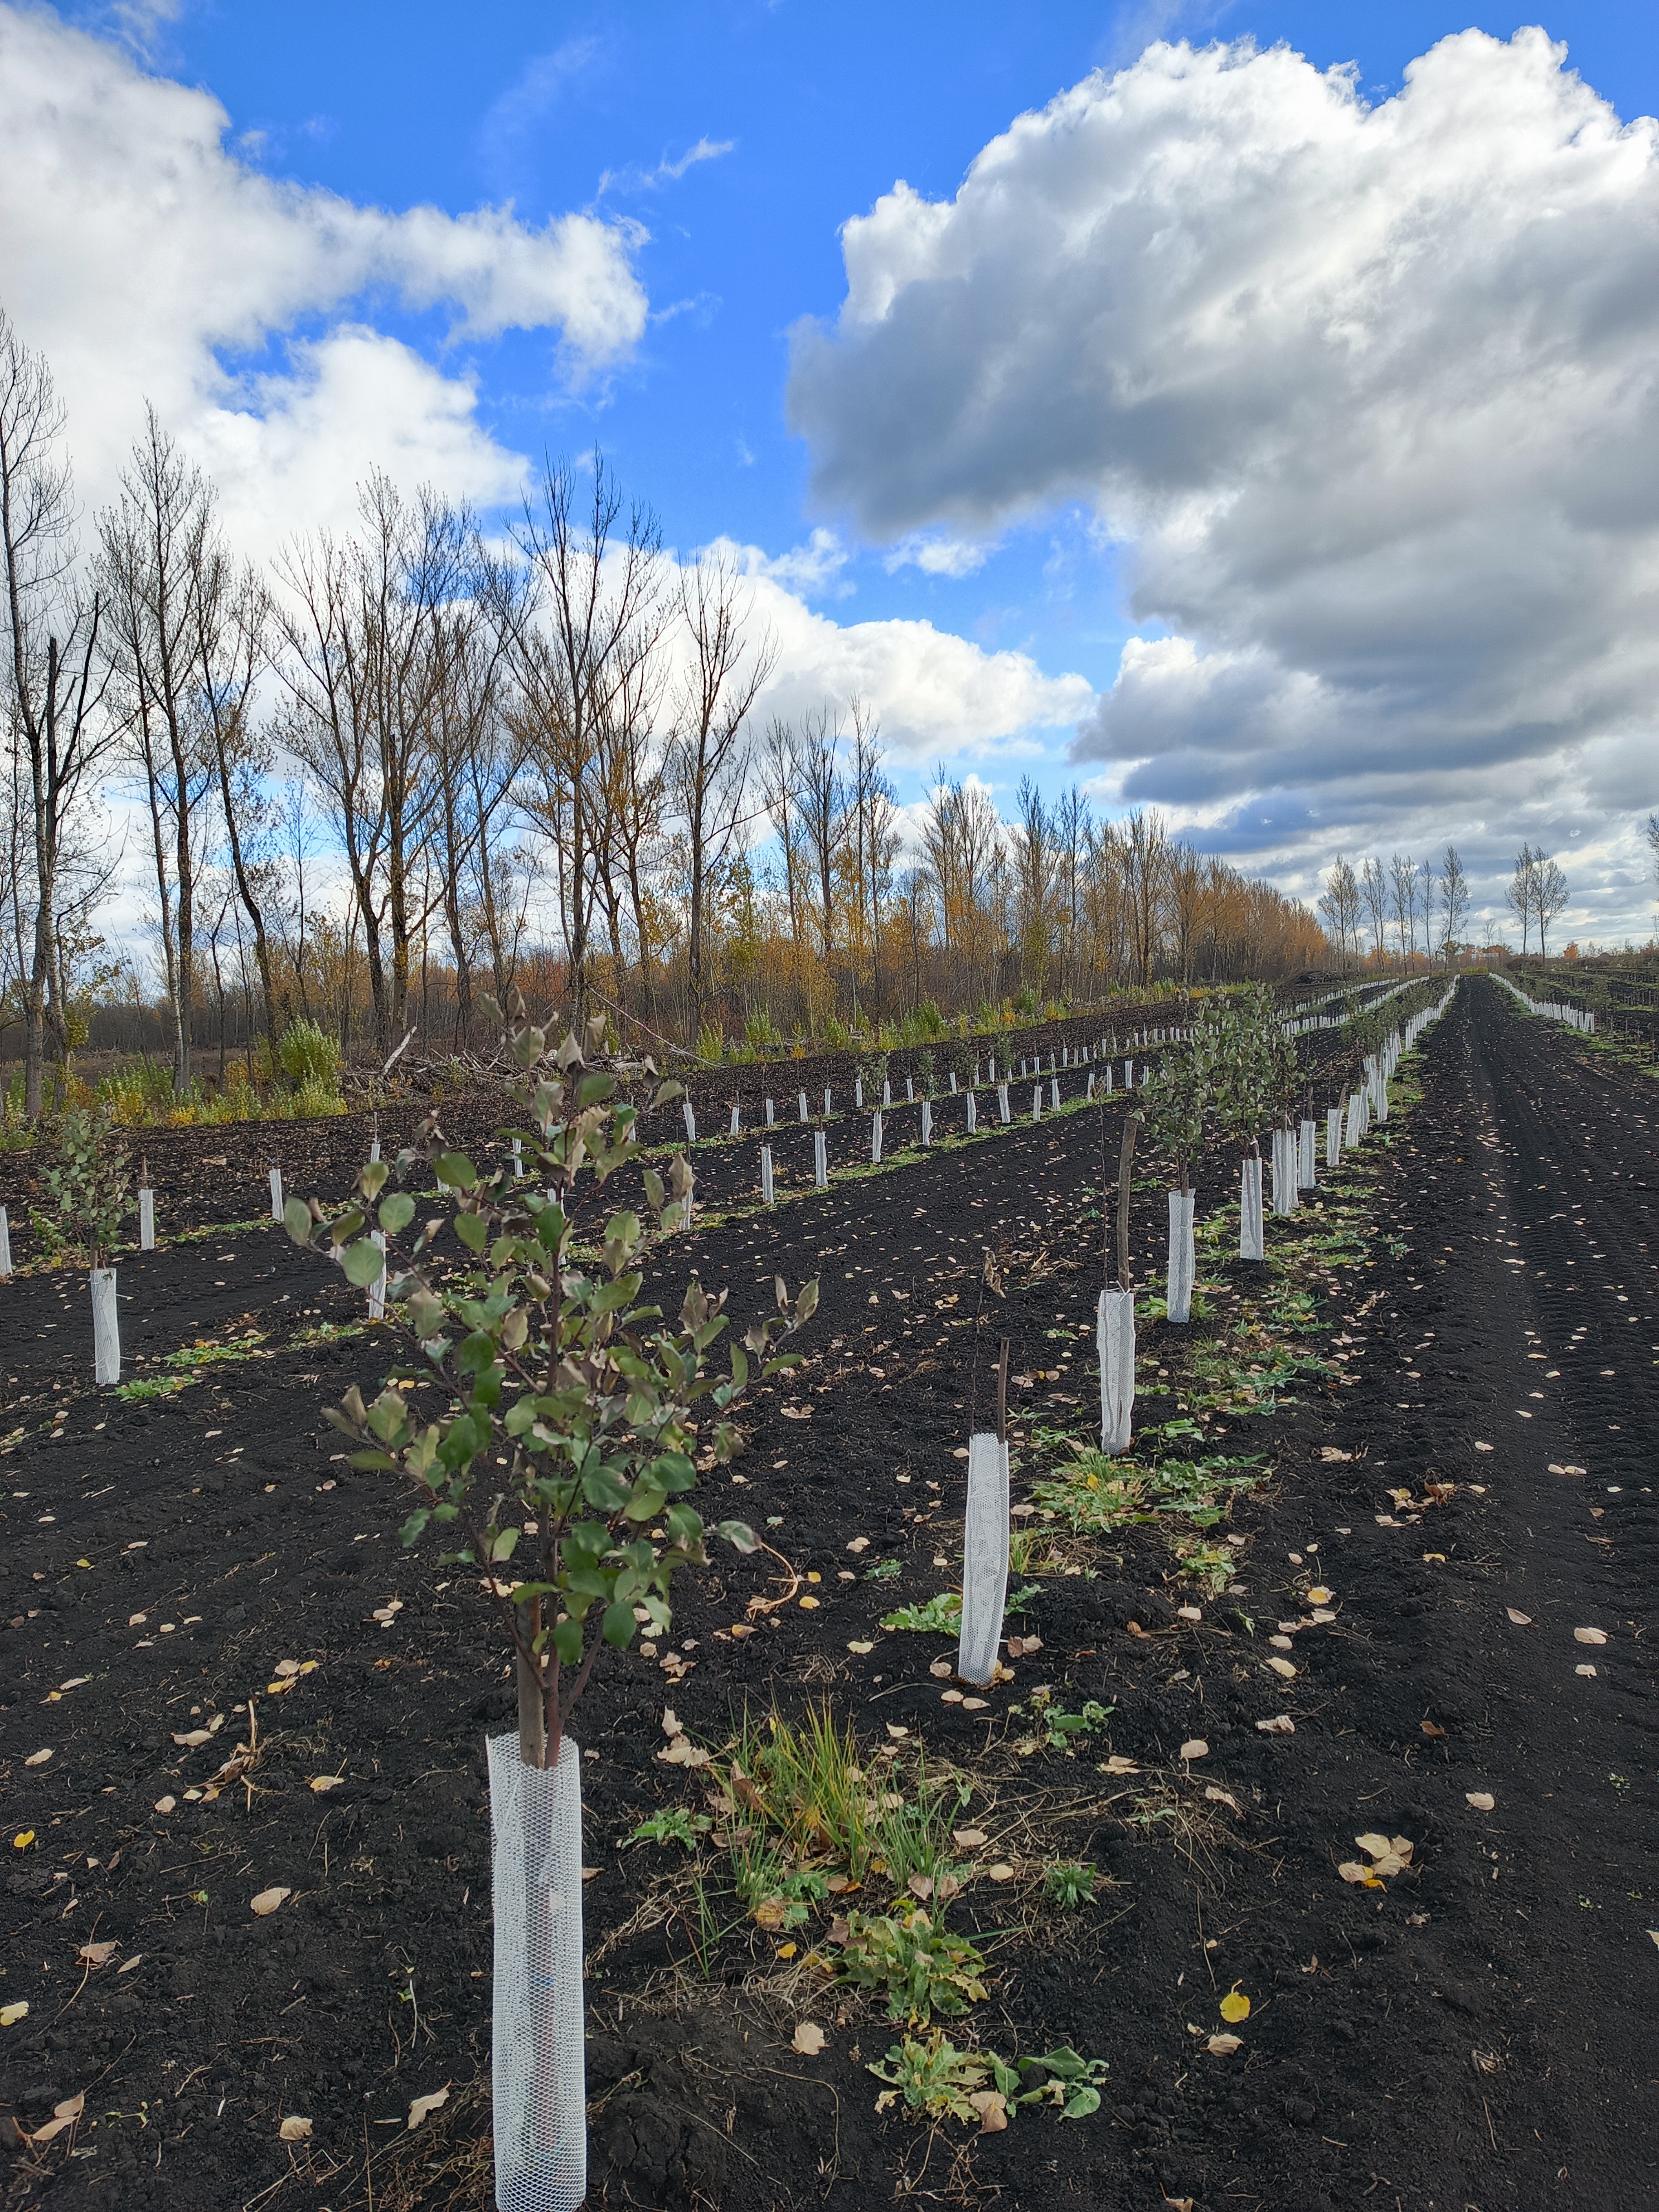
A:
[1,979,1653,2210]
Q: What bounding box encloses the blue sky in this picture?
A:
[162,0,1659,697]
[6,0,1659,943]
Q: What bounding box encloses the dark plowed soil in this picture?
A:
[2,979,1653,2211]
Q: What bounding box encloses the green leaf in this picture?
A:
[435,1151,478,1190]
[342,1237,386,1287]
[379,1192,415,1234]
[454,1211,488,1253]
[283,1197,314,1247]
[350,1449,395,1471]
[399,1508,431,1545]
[360,1161,390,1201]
[581,1466,631,1512]
[716,1519,758,1554]
[1061,2087,1101,2121]
[602,1599,636,1648]
[551,1616,584,1665]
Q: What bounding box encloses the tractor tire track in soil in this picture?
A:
[2,977,1652,2209]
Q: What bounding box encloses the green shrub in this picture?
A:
[278,1019,341,1095]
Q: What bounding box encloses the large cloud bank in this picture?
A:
[789,29,1659,925]
[0,3,648,551]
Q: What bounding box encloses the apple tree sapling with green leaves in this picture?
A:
[285,1008,816,2212]
[31,1107,132,1384]
[1139,1029,1214,1326]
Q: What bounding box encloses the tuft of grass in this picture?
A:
[1042,1861,1097,1912]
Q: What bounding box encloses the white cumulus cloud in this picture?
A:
[698,540,1094,761]
[788,29,1659,934]
[0,3,649,546]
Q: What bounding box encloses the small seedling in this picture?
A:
[626,1809,711,1850]
[1042,1861,1097,1912]
[834,1907,989,2024]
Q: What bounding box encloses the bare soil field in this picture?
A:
[2,978,1655,2212]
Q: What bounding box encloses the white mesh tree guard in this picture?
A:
[1298,1119,1316,1189]
[1270,1128,1298,1216]
[1326,1105,1342,1168]
[956,1433,1010,1688]
[139,1187,155,1250]
[489,1733,586,2212]
[966,1090,978,1133]
[269,1165,283,1220]
[870,1113,882,1164]
[814,1131,828,1187]
[1239,1154,1264,1261]
[91,1267,120,1385]
[760,1147,774,1205]
[1166,1190,1196,1323]
[0,1206,11,1276]
[1097,1286,1135,1454]
[682,1102,696,1143]
[920,1102,932,1148]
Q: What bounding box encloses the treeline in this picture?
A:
[1,309,1325,1113]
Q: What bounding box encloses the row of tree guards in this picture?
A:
[1489,968,1597,1031]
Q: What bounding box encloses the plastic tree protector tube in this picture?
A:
[1099,1112,1138,1454]
[91,1267,120,1385]
[760,1147,774,1205]
[1239,1151,1264,1262]
[957,1340,1011,1690]
[489,1733,586,2212]
[1166,1189,1196,1325]
[269,1164,283,1220]
[871,1113,882,1165]
[0,1205,11,1275]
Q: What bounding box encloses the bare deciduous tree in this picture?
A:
[0,311,114,1114]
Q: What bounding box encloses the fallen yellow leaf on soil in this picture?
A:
[30,2093,84,2145]
[308,1776,345,1793]
[1100,1754,1139,1774]
[1206,2034,1242,2056]
[0,2003,28,2027]
[278,2115,312,2142]
[969,2089,1008,2132]
[408,2085,450,2129]
[847,1641,874,1655]
[1466,1792,1495,1811]
[952,1828,988,1849]
[76,1941,117,1969]
[23,1749,52,1767]
[1178,1739,1209,1760]
[12,1832,34,1851]
[1265,1657,1297,1679]
[1306,1587,1332,1605]
[1506,1608,1532,1626]
[1255,1715,1295,1735]
[792,2022,826,2056]
[1219,1989,1251,2022]
[153,1796,176,1815]
[1574,1627,1608,1646]
[1205,1785,1243,1815]
[987,1862,1015,1882]
[250,1886,292,1917]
